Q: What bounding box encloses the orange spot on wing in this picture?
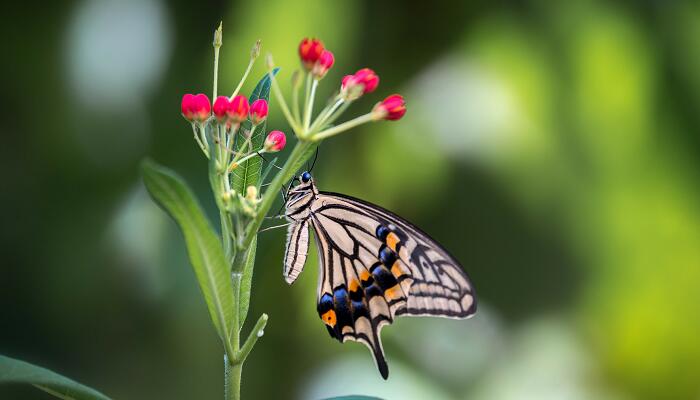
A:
[349,279,360,292]
[321,310,336,327]
[384,284,403,300]
[391,261,407,277]
[386,232,400,251]
[360,270,370,282]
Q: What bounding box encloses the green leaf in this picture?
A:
[231,68,279,194]
[0,355,112,400]
[141,159,234,341]
[238,237,256,326]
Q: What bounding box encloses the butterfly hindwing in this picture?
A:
[302,192,476,379]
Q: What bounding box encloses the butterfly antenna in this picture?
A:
[308,146,320,172]
[258,222,291,233]
[257,151,283,170]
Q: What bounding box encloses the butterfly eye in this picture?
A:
[301,171,312,183]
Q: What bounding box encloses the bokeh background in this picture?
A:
[2,0,700,399]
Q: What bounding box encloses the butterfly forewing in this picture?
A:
[282,177,477,379]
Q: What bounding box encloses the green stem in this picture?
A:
[224,355,242,400]
[309,97,344,132]
[238,313,268,362]
[303,78,318,131]
[312,112,374,141]
[268,68,302,135]
[319,101,351,130]
[231,58,255,99]
[241,140,318,249]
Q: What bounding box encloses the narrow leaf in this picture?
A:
[141,159,234,341]
[0,355,112,400]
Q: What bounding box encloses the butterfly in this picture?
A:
[283,171,477,379]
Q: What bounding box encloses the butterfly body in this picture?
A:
[283,172,476,379]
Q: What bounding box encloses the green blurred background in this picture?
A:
[2,0,700,399]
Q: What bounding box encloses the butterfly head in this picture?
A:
[301,171,312,183]
[285,171,318,219]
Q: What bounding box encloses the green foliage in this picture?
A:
[0,355,111,400]
[141,159,234,343]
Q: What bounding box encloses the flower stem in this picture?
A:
[192,124,210,158]
[231,58,255,99]
[312,112,374,141]
[303,78,318,131]
[268,67,302,135]
[213,22,222,100]
[309,97,344,132]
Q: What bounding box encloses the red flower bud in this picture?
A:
[264,130,286,152]
[312,50,334,79]
[181,93,211,122]
[298,38,324,70]
[213,96,231,121]
[341,68,379,100]
[373,94,406,121]
[227,95,249,123]
[250,99,269,125]
[341,75,353,89]
[352,68,379,94]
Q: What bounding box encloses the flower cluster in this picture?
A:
[181,93,285,159]
[267,37,406,142]
[178,32,407,218]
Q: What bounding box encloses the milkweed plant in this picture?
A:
[0,23,405,400]
[151,25,405,399]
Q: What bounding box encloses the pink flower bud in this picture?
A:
[227,95,249,123]
[264,130,286,152]
[312,50,334,79]
[181,94,195,120]
[352,68,379,94]
[213,96,231,121]
[340,69,379,100]
[298,38,324,70]
[341,75,353,89]
[181,93,211,122]
[250,99,269,125]
[373,94,406,121]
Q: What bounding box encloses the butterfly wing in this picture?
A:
[308,192,477,379]
[284,220,310,284]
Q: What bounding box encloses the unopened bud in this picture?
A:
[246,185,258,201]
[372,94,406,121]
[213,22,223,49]
[250,99,269,125]
[264,130,287,152]
[251,40,261,60]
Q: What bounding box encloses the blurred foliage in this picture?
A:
[2,1,699,399]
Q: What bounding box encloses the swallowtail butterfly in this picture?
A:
[283,171,477,379]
